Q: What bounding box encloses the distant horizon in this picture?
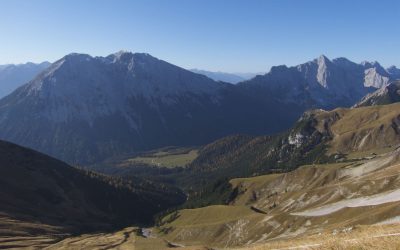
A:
[1,51,398,75]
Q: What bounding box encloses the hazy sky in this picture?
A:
[0,0,399,72]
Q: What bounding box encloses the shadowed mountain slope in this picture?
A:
[0,139,185,239]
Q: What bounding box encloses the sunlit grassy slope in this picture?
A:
[157,147,400,248]
[244,223,400,250]
[317,102,400,155]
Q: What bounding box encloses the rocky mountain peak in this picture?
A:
[269,65,289,74]
[317,54,330,64]
[331,57,360,70]
[361,60,381,68]
[316,55,332,88]
[387,66,400,78]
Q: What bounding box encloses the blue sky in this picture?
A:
[0,0,399,72]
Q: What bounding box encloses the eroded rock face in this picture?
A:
[364,67,390,88]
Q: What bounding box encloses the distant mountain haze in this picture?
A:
[0,62,50,98]
[0,51,397,164]
[190,69,259,84]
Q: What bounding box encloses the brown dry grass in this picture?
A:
[319,103,400,155]
[244,224,400,250]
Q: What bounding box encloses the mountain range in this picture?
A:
[0,52,398,165]
[0,62,50,98]
[241,55,400,108]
